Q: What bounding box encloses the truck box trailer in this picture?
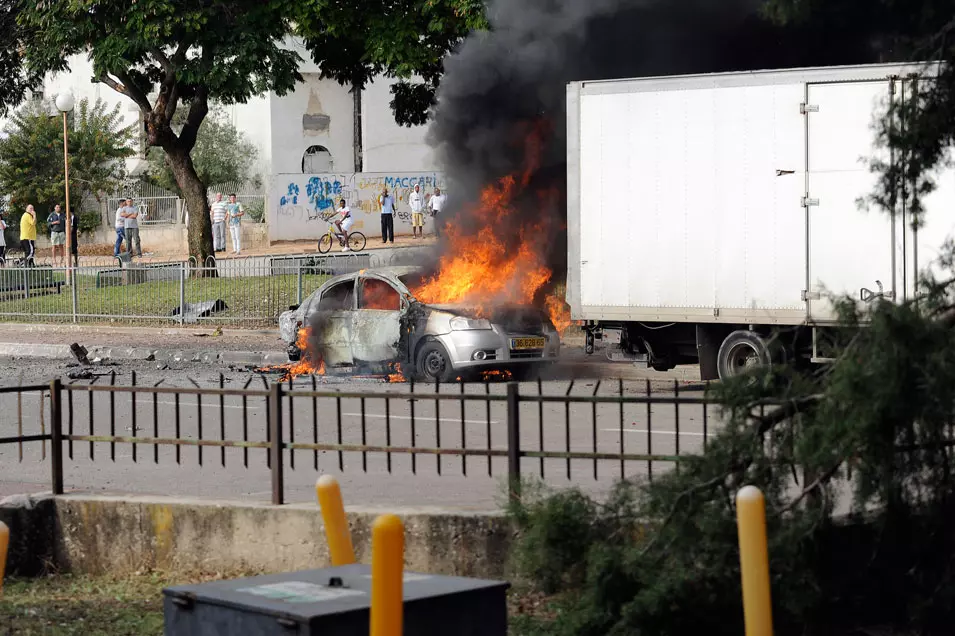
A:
[566,62,955,381]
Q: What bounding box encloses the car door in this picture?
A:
[350,275,404,364]
[307,277,355,366]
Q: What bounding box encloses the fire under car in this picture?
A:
[278,266,561,382]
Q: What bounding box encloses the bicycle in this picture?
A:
[318,224,366,254]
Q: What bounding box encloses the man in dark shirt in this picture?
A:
[47,204,66,266]
[69,210,79,267]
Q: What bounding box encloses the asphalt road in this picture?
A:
[0,357,720,510]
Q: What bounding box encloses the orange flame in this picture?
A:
[387,362,407,384]
[412,122,557,314]
[260,327,326,382]
[481,369,513,382]
[545,294,573,336]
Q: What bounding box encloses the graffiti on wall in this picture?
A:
[271,172,445,241]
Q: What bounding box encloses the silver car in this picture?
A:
[278,266,560,382]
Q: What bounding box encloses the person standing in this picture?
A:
[227,194,244,255]
[123,198,141,257]
[20,204,37,264]
[69,209,79,267]
[47,203,66,266]
[113,201,126,257]
[409,184,424,239]
[378,187,395,244]
[210,193,228,252]
[0,211,8,265]
[428,187,446,237]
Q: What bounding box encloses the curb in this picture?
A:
[0,342,287,367]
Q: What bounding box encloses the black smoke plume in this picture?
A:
[428,0,886,290]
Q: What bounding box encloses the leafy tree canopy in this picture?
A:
[145,105,259,196]
[295,0,489,126]
[0,97,134,238]
[7,0,486,258]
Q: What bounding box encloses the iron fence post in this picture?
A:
[70,267,78,323]
[49,379,64,495]
[269,382,285,505]
[296,261,303,306]
[506,382,521,503]
[178,263,186,326]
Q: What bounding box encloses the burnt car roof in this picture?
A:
[317,266,424,293]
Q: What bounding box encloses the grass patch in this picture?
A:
[1,571,548,635]
[0,274,329,325]
[1,573,170,635]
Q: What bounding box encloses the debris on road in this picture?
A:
[69,343,91,366]
[170,299,228,323]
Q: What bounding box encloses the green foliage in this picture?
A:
[510,269,955,635]
[295,0,489,126]
[0,97,134,236]
[145,106,258,196]
[244,200,266,223]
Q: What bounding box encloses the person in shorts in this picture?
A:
[334,199,353,252]
[409,184,424,238]
[48,204,66,266]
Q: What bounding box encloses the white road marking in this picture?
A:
[601,428,707,437]
[342,412,499,425]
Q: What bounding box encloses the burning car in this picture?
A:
[278,266,560,382]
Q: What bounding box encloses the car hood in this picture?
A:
[421,303,553,333]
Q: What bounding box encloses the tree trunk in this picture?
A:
[165,145,213,265]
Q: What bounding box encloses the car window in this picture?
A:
[317,280,355,311]
[359,278,401,311]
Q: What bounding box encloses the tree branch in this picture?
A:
[780,459,844,514]
[178,87,209,154]
[149,46,173,76]
[96,72,152,112]
[639,465,746,557]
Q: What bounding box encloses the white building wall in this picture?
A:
[361,77,436,172]
[269,74,356,175]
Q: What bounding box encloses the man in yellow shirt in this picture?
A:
[20,204,37,264]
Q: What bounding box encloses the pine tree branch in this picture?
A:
[780,459,845,514]
[639,466,746,557]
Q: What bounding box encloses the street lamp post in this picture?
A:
[55,92,78,323]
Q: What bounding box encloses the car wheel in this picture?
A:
[416,341,455,383]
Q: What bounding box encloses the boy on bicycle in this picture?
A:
[333,199,353,251]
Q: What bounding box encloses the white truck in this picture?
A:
[566,62,955,381]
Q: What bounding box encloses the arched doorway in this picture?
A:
[302,145,333,173]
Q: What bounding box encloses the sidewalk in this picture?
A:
[67,236,439,266]
[0,323,280,353]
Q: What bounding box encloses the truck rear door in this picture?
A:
[806,80,898,321]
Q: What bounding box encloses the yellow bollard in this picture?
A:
[0,521,8,596]
[316,475,356,566]
[736,486,774,636]
[370,514,404,636]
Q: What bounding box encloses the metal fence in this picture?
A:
[0,254,376,326]
[0,248,434,326]
[0,378,719,505]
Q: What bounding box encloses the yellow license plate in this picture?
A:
[510,337,546,350]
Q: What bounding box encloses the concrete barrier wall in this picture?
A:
[1,494,512,579]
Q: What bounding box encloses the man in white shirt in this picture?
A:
[210,193,228,252]
[409,184,424,239]
[428,187,446,238]
[114,202,126,257]
[123,198,141,257]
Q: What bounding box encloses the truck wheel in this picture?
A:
[717,330,773,380]
[415,341,455,383]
